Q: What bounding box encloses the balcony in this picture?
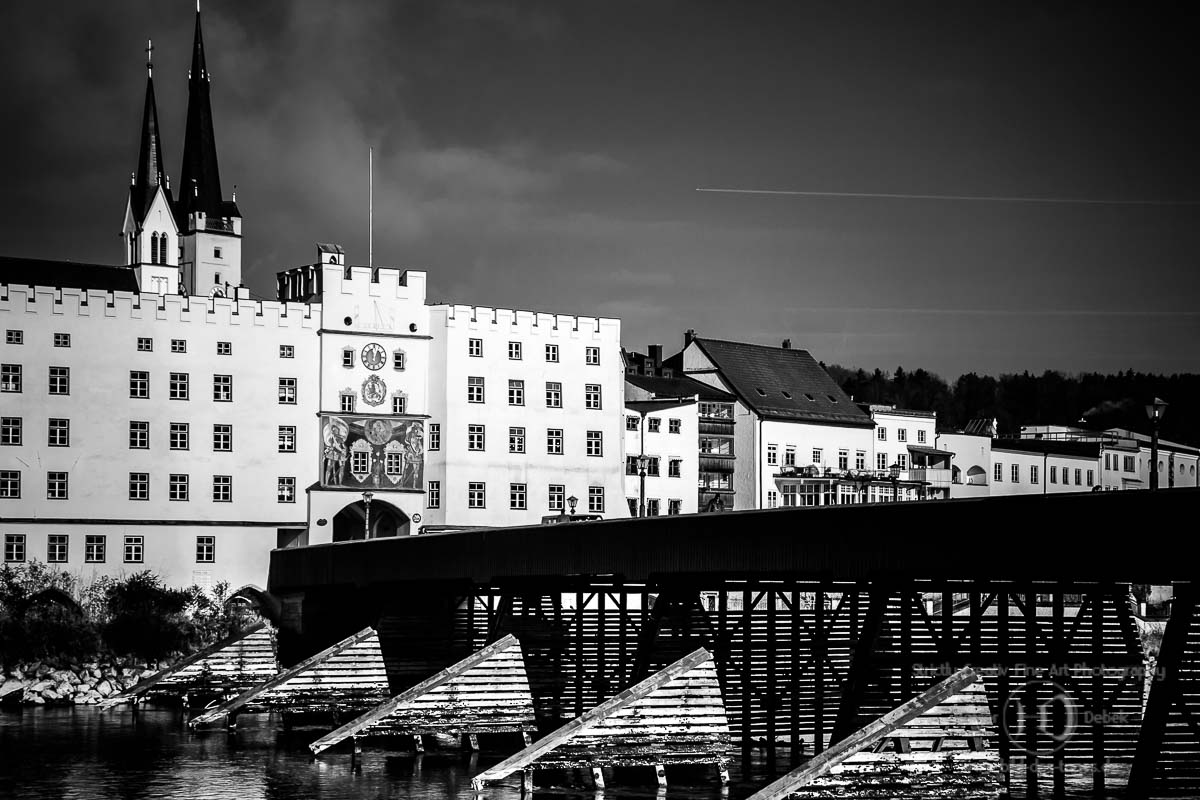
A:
[907,467,952,489]
[205,217,235,233]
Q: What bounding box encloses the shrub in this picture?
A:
[101,571,195,661]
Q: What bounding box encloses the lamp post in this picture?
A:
[362,491,374,539]
[568,495,578,516]
[637,454,649,517]
[889,463,901,503]
[1146,397,1168,491]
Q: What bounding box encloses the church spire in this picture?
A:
[178,6,224,227]
[131,38,169,220]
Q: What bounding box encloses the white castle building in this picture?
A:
[0,10,625,592]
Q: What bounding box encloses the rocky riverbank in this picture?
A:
[0,657,175,705]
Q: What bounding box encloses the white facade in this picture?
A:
[988,446,1100,496]
[939,433,992,499]
[623,402,698,517]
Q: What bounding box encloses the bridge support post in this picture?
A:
[831,584,889,743]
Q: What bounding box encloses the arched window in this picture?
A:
[150,233,159,264]
[159,233,168,265]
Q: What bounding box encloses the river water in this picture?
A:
[0,707,1132,799]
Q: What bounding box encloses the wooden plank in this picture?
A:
[189,626,380,727]
[310,634,534,755]
[471,647,729,789]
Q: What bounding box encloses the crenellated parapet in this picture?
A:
[438,303,619,339]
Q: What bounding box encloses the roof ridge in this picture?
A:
[697,335,814,356]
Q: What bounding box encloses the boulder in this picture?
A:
[96,680,114,697]
[55,680,72,696]
[0,679,25,698]
[36,664,53,678]
[29,680,53,693]
[28,693,45,705]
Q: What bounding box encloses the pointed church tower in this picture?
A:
[177,7,242,297]
[122,40,182,295]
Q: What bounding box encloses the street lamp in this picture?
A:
[362,491,374,539]
[637,454,650,517]
[889,463,901,503]
[568,495,578,516]
[1145,398,1168,491]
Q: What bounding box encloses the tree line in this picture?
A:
[823,365,1200,446]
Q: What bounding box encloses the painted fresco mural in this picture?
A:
[320,414,424,490]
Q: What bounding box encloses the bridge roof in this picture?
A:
[268,488,1199,592]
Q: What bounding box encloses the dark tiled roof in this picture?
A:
[625,372,735,402]
[692,338,872,427]
[992,438,1101,459]
[0,256,140,293]
[963,418,996,436]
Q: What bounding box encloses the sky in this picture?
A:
[2,1,1198,379]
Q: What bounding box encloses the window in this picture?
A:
[427,480,441,508]
[351,450,369,475]
[878,427,887,441]
[1087,469,1095,486]
[217,341,231,356]
[586,431,603,457]
[392,395,407,414]
[838,450,849,470]
[509,426,526,454]
[1,417,20,446]
[510,483,527,510]
[669,419,681,434]
[124,536,144,564]
[546,382,562,408]
[668,499,682,516]
[547,428,563,455]
[85,535,106,563]
[4,534,25,563]
[137,337,152,352]
[213,424,232,452]
[171,339,187,353]
[508,341,522,360]
[767,444,778,465]
[669,458,682,478]
[585,384,602,410]
[1074,468,1082,486]
[468,376,485,403]
[170,422,190,450]
[213,374,232,401]
[169,474,189,501]
[1050,465,1058,484]
[586,347,600,365]
[549,484,565,511]
[278,477,296,503]
[767,490,778,508]
[0,470,20,498]
[214,247,223,260]
[1123,456,1136,472]
[917,430,927,444]
[278,378,297,404]
[130,370,149,398]
[342,347,354,368]
[786,447,797,467]
[53,333,70,348]
[129,420,149,449]
[129,472,149,500]
[647,498,660,517]
[640,456,657,476]
[340,393,355,413]
[47,535,67,563]
[1030,465,1040,485]
[1104,453,1112,470]
[393,350,406,370]
[812,448,823,465]
[169,372,189,400]
[48,366,69,395]
[994,463,1003,482]
[627,415,639,431]
[628,497,638,516]
[278,425,296,453]
[468,482,486,508]
[48,418,69,447]
[877,453,888,471]
[196,536,215,563]
[545,344,559,362]
[468,424,486,451]
[1011,464,1020,483]
[856,451,866,470]
[428,423,441,450]
[897,428,907,442]
[280,345,294,358]
[588,486,604,512]
[47,472,68,500]
[626,456,639,475]
[896,453,907,470]
[386,449,402,477]
[468,338,482,357]
[648,417,661,433]
[1,364,21,393]
[213,475,232,502]
[5,330,21,345]
[508,379,525,406]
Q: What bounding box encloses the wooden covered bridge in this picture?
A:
[266,487,1200,798]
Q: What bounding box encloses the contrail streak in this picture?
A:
[788,307,1200,318]
[696,187,1200,206]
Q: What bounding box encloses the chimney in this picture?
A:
[648,344,663,369]
[685,329,697,347]
[782,338,791,349]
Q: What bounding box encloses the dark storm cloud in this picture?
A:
[1,1,1197,377]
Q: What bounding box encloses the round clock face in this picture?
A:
[361,342,386,371]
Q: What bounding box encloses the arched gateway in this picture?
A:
[332,498,411,542]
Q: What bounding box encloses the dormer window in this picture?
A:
[804,393,815,401]
[781,391,792,399]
